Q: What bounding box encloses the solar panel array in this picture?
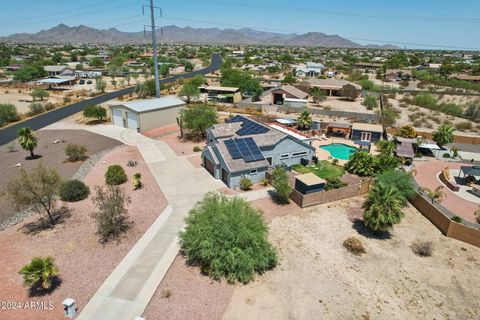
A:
[224,137,265,162]
[227,115,269,136]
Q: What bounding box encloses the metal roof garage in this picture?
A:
[109,97,186,132]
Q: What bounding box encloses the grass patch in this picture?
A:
[292,161,345,179]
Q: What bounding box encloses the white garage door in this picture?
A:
[126,112,138,130]
[112,109,124,127]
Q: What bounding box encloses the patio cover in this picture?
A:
[460,166,480,177]
[327,122,351,130]
[396,142,414,158]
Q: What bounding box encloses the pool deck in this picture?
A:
[313,137,379,165]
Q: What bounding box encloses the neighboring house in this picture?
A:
[109,96,186,132]
[199,85,242,103]
[385,69,412,81]
[43,65,75,77]
[272,85,309,105]
[351,123,383,143]
[449,74,480,82]
[202,115,315,188]
[307,79,362,96]
[2,64,23,72]
[294,62,325,78]
[352,62,383,73]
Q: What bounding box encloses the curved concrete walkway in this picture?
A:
[45,123,225,319]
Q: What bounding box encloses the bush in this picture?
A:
[362,95,378,110]
[179,192,277,283]
[240,177,253,191]
[105,165,127,185]
[411,240,433,257]
[64,144,87,162]
[18,256,59,291]
[28,103,45,116]
[261,178,269,186]
[63,96,71,104]
[272,166,292,204]
[455,121,472,131]
[132,173,142,190]
[45,102,56,111]
[59,179,90,202]
[0,103,20,127]
[193,145,202,152]
[451,215,462,223]
[325,177,347,191]
[83,105,107,121]
[412,93,438,110]
[343,237,366,255]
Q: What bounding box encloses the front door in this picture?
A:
[361,132,371,142]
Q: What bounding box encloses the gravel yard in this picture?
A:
[0,146,167,320]
[0,129,122,225]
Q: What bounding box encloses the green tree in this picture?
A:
[159,64,170,77]
[376,170,416,206]
[83,105,106,121]
[272,165,292,204]
[18,127,38,158]
[31,88,49,101]
[362,95,377,110]
[179,192,277,284]
[89,57,105,68]
[220,67,263,97]
[6,163,62,226]
[345,152,377,177]
[181,104,218,139]
[297,109,312,130]
[95,77,107,93]
[108,65,120,88]
[0,103,20,127]
[311,87,327,103]
[19,257,59,291]
[91,185,131,243]
[340,84,359,101]
[13,64,46,82]
[398,125,417,139]
[178,82,200,103]
[432,123,455,148]
[282,72,296,85]
[362,183,404,232]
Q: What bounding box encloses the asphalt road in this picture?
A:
[0,53,222,146]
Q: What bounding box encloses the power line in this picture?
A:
[180,0,480,23]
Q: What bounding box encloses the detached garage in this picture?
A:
[109,96,186,132]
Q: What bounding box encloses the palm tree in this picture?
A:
[362,183,404,232]
[432,124,454,148]
[376,140,396,156]
[18,127,38,159]
[297,109,312,131]
[19,256,59,290]
[422,186,446,204]
[345,151,378,177]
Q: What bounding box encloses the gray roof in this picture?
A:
[308,78,362,90]
[44,65,70,72]
[273,85,309,99]
[116,97,186,113]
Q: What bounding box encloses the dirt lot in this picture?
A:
[0,146,168,320]
[222,197,480,320]
[0,129,122,225]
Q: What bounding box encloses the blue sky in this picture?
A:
[1,0,479,50]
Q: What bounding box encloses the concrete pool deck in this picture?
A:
[313,137,379,165]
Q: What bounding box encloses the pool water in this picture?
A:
[320,143,358,161]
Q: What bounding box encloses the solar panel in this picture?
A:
[224,137,265,163]
[226,115,269,136]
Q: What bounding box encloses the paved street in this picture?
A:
[0,53,222,146]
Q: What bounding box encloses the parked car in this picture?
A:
[87,80,92,84]
[79,80,85,85]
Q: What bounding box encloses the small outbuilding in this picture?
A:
[295,173,326,195]
[351,123,383,143]
[109,96,186,132]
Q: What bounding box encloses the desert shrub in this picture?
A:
[28,103,45,116]
[451,215,462,223]
[132,173,142,190]
[343,237,366,255]
[18,256,59,291]
[441,103,463,117]
[161,289,172,299]
[272,165,292,204]
[91,185,131,243]
[64,144,87,162]
[193,145,202,152]
[261,178,269,186]
[45,102,56,111]
[412,93,438,110]
[83,105,106,121]
[59,179,90,202]
[362,95,378,110]
[179,192,277,283]
[455,121,472,131]
[411,240,433,257]
[63,96,71,104]
[325,177,347,191]
[0,103,20,126]
[105,165,127,185]
[240,177,253,191]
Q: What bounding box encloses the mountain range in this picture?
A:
[0,24,399,49]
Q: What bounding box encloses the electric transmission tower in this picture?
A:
[143,0,162,98]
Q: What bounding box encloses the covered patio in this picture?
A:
[325,122,351,139]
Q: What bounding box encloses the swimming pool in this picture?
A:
[320,143,358,161]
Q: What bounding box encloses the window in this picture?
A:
[266,157,273,166]
[250,169,258,175]
[292,151,308,158]
[280,153,290,159]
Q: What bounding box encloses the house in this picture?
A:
[385,69,412,81]
[43,65,75,77]
[351,123,383,143]
[272,85,309,105]
[307,79,361,96]
[449,74,480,82]
[199,85,242,103]
[2,64,23,72]
[109,97,186,132]
[294,62,325,78]
[37,76,77,88]
[352,62,383,73]
[202,115,315,188]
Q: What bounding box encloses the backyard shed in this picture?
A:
[109,96,186,132]
[295,173,326,195]
[351,123,383,142]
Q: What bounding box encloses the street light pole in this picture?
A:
[149,0,160,98]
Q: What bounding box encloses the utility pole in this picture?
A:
[144,0,161,98]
